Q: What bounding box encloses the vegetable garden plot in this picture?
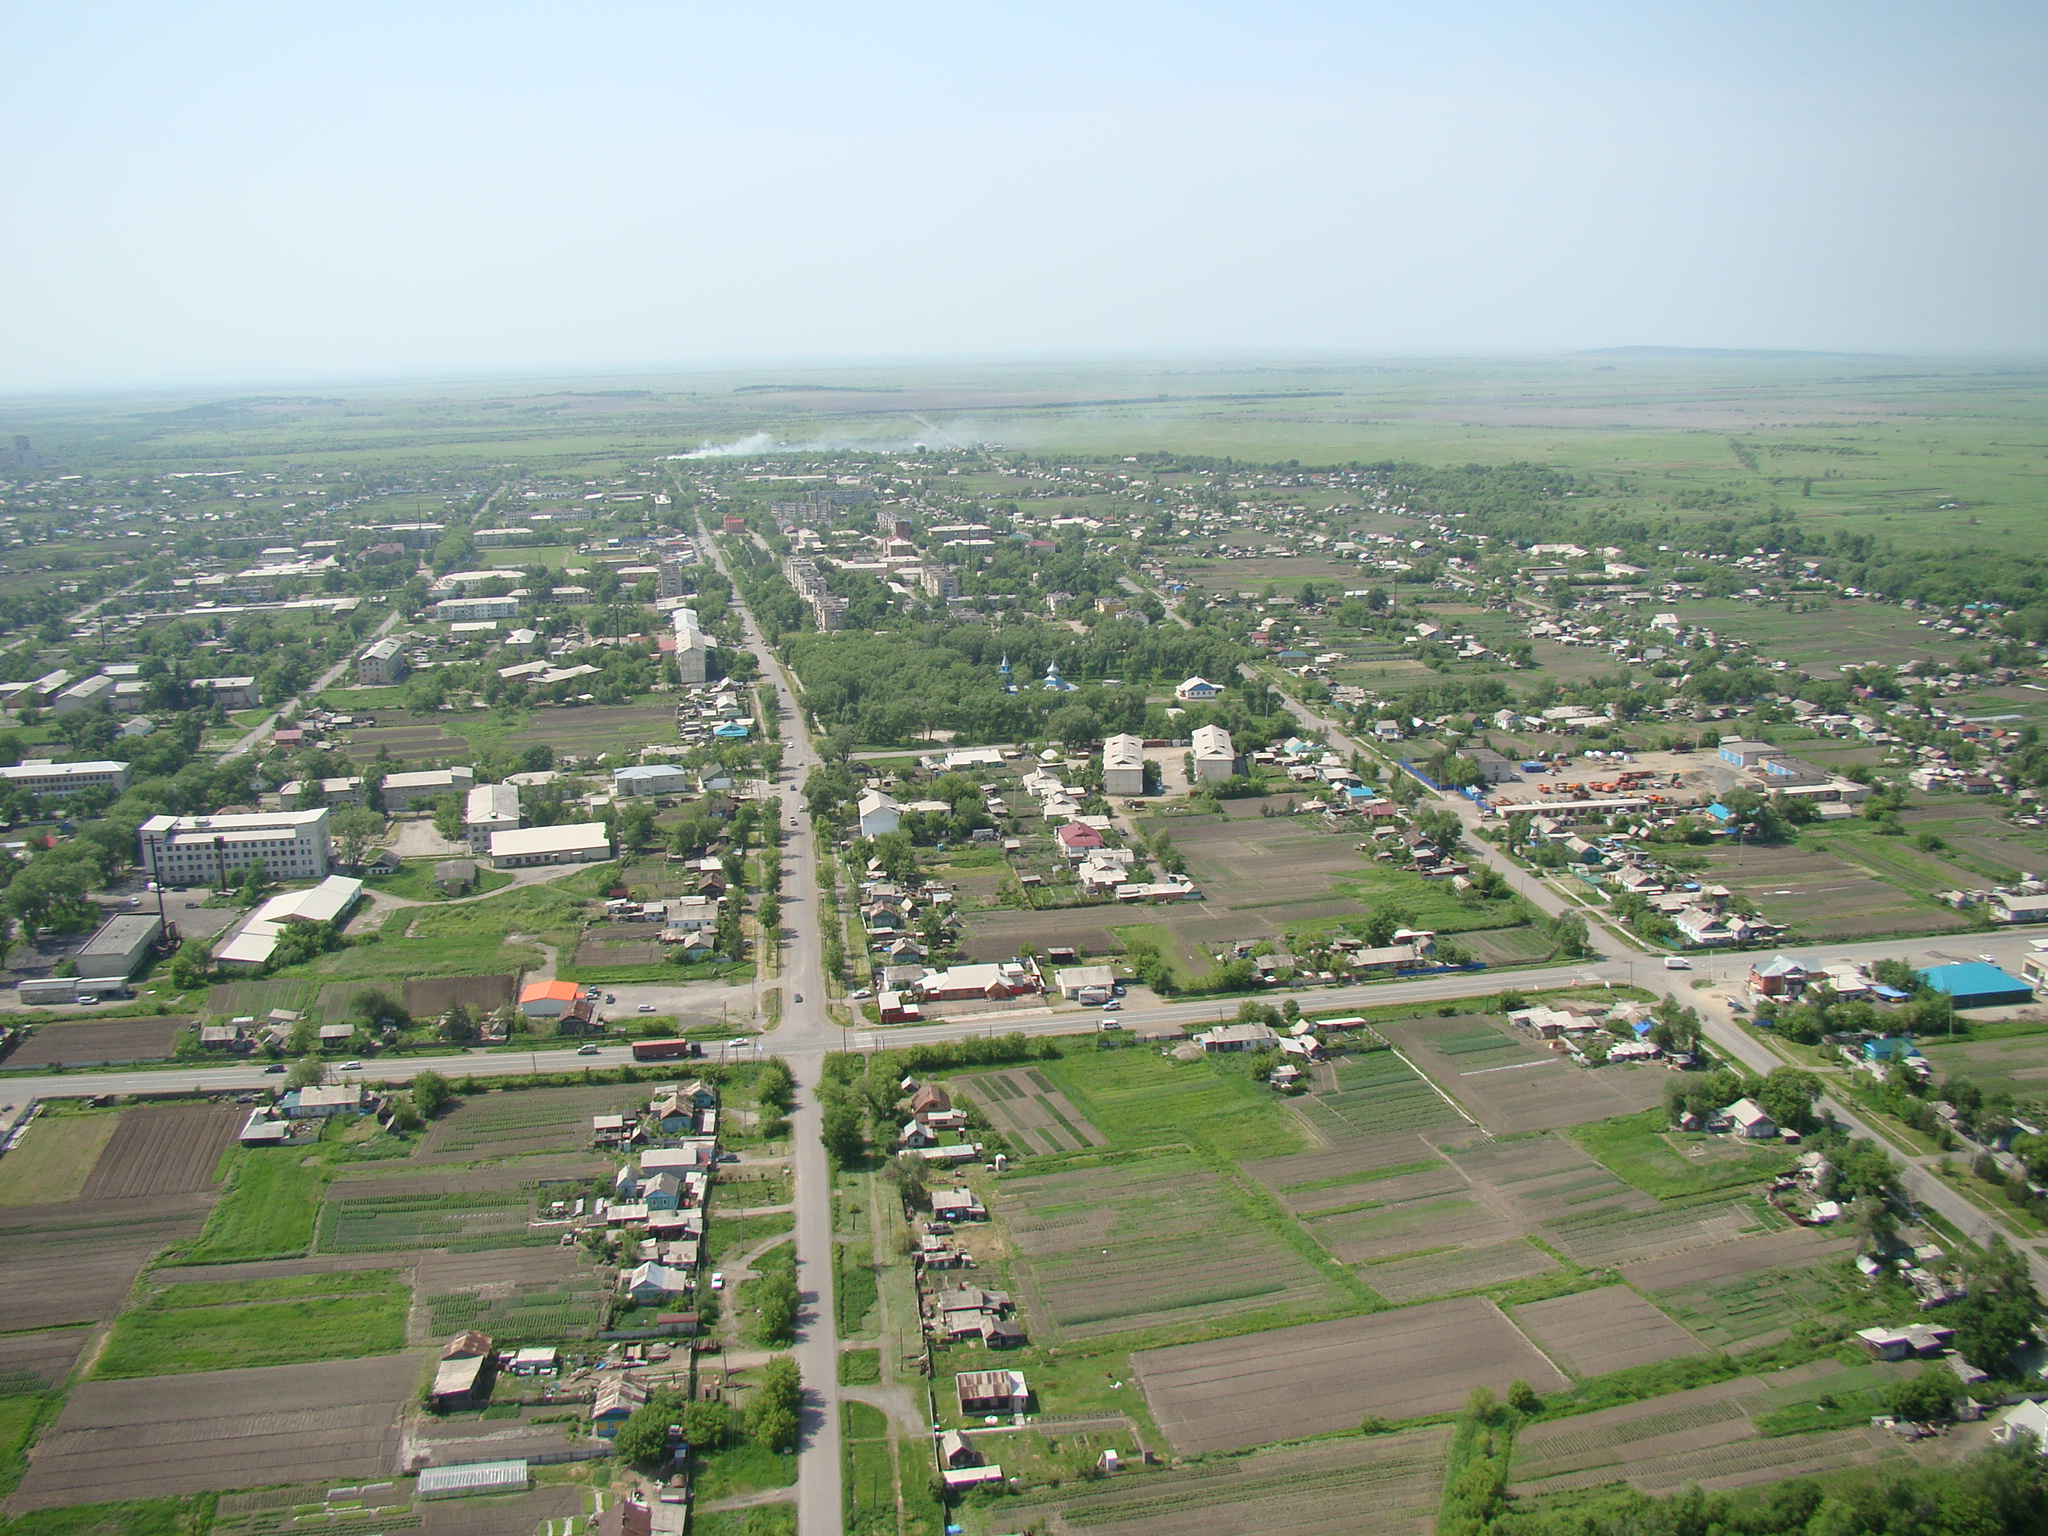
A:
[418,1084,651,1157]
[1365,1238,1559,1303]
[953,1067,1106,1155]
[1306,1192,1521,1265]
[1537,1194,1770,1268]
[992,1156,1343,1342]
[1650,1264,1848,1350]
[78,1102,244,1200]
[426,1282,606,1342]
[319,1189,548,1252]
[1023,1424,1451,1536]
[1511,1285,1705,1377]
[1621,1228,1857,1292]
[1295,1053,1466,1144]
[1134,1296,1567,1455]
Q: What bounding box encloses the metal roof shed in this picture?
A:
[1917,962,2034,1010]
[417,1459,529,1500]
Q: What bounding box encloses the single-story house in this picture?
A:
[1713,1097,1779,1139]
[956,1369,1030,1415]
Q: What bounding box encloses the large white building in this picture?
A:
[489,822,612,868]
[139,809,333,886]
[357,636,408,685]
[672,608,713,686]
[380,767,476,813]
[1191,724,1237,783]
[212,875,364,970]
[464,783,522,854]
[0,759,132,798]
[1100,734,1145,797]
[436,596,521,622]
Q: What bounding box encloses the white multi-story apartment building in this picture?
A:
[464,783,522,854]
[139,809,332,886]
[673,608,713,686]
[0,759,133,797]
[380,767,476,813]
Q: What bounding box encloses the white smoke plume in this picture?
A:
[666,417,1028,459]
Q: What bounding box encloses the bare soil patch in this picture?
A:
[0,1194,215,1332]
[953,1067,1106,1154]
[0,1327,91,1390]
[1017,1423,1450,1536]
[1380,1017,1669,1135]
[1622,1228,1856,1292]
[78,1102,242,1201]
[10,1351,421,1509]
[1134,1295,1566,1454]
[1512,1285,1706,1377]
[4,1015,187,1068]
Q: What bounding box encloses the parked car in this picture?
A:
[604,994,616,1004]
[75,995,99,1006]
[577,1043,601,1056]
[710,1272,724,1291]
[1100,998,1122,1011]
[636,1003,657,1014]
[793,992,803,1003]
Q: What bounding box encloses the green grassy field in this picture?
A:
[1037,1046,1309,1163]
[95,1280,407,1378]
[1572,1111,1799,1199]
[0,1113,119,1207]
[175,1152,325,1264]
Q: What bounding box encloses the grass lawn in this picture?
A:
[691,1505,796,1536]
[0,1392,56,1502]
[94,1289,407,1378]
[838,1349,880,1385]
[0,1112,119,1206]
[1571,1110,1798,1199]
[693,1439,798,1501]
[175,1151,325,1264]
[362,860,514,903]
[277,884,582,983]
[149,1270,403,1308]
[1036,1045,1307,1163]
[0,1495,209,1536]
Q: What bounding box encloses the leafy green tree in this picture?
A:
[284,1055,327,1090]
[331,805,386,870]
[614,1389,686,1468]
[746,1356,801,1452]
[412,1069,453,1118]
[167,937,213,991]
[430,795,465,843]
[1949,1237,2039,1372]
[755,1265,799,1343]
[439,1002,477,1043]
[1888,1362,1958,1422]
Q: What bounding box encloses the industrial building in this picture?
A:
[489,822,611,868]
[1100,734,1145,797]
[1917,962,2034,1010]
[74,913,165,983]
[212,875,364,969]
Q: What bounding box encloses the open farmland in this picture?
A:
[0,1194,217,1333]
[1627,1229,1864,1351]
[10,1353,420,1509]
[993,1154,1348,1342]
[1683,840,1969,942]
[78,1102,242,1200]
[94,1273,409,1378]
[3,1015,187,1068]
[318,1187,547,1253]
[954,1067,1107,1155]
[0,1327,91,1392]
[1509,1366,1908,1498]
[1376,1016,1669,1135]
[419,1083,651,1158]
[1134,1295,1566,1454]
[1511,1285,1705,1376]
[1289,1048,1471,1148]
[0,1111,120,1205]
[1009,1424,1450,1536]
[1915,1030,2048,1104]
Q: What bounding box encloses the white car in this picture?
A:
[340,1060,362,1071]
[577,1043,601,1056]
[637,1003,657,1014]
[1663,957,1690,970]
[709,1272,724,1291]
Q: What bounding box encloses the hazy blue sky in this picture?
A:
[6,2,2045,389]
